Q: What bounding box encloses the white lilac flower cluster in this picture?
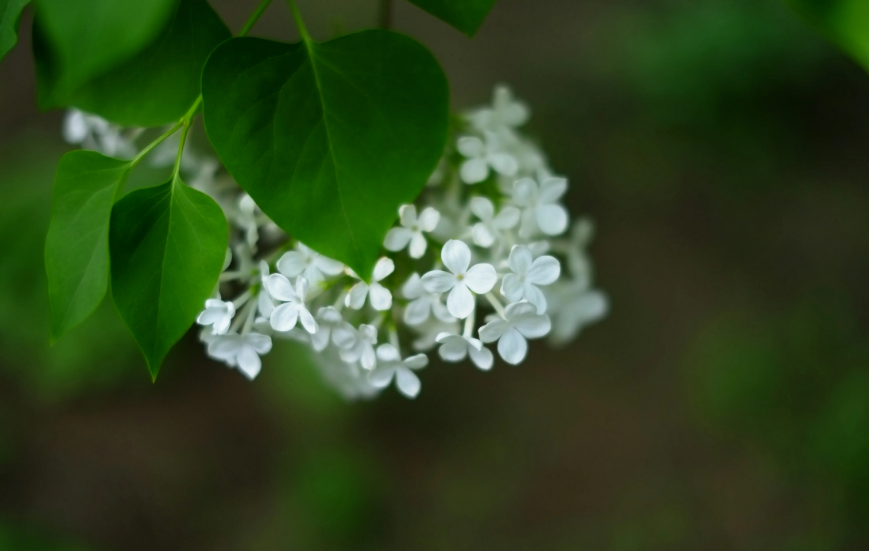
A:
[62,85,609,400]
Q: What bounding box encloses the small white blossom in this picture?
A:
[277,243,344,286]
[257,261,275,318]
[411,318,462,351]
[435,332,493,371]
[421,240,497,319]
[384,204,440,258]
[500,245,561,314]
[512,176,569,237]
[401,273,455,326]
[470,197,520,248]
[319,352,382,400]
[467,85,529,133]
[346,257,394,311]
[457,131,518,184]
[196,298,235,335]
[547,279,609,344]
[207,332,273,380]
[236,194,261,250]
[339,324,379,370]
[265,275,318,334]
[479,302,551,365]
[367,344,428,399]
[63,109,136,158]
[310,307,356,352]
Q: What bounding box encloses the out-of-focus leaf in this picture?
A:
[405,0,497,36]
[110,178,227,379]
[0,0,29,62]
[202,32,448,279]
[788,0,869,71]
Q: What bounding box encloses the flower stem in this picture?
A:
[463,307,475,338]
[286,0,311,43]
[239,0,274,36]
[485,292,507,318]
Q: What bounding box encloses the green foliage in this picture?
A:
[109,177,227,378]
[32,0,177,106]
[0,0,28,62]
[788,0,869,72]
[202,31,448,279]
[405,0,498,36]
[49,0,230,127]
[45,151,131,341]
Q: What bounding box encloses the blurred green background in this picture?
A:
[2,0,869,549]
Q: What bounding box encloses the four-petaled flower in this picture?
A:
[346,257,395,311]
[435,332,494,371]
[470,196,520,248]
[196,298,235,335]
[546,278,609,344]
[265,274,318,334]
[500,245,560,314]
[467,85,530,133]
[421,240,497,319]
[457,131,518,184]
[512,176,569,238]
[384,204,440,258]
[339,324,379,370]
[401,273,455,326]
[277,242,344,286]
[311,307,356,352]
[367,344,428,399]
[478,302,551,365]
[207,333,272,380]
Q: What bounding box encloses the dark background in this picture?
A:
[2,0,869,549]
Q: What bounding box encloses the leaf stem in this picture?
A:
[239,0,274,37]
[130,121,183,167]
[286,0,311,43]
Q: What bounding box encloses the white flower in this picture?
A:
[317,352,382,400]
[421,240,497,319]
[339,324,378,370]
[435,333,493,371]
[207,332,272,380]
[384,204,440,258]
[401,273,455,326]
[467,85,530,133]
[566,218,594,278]
[547,279,608,344]
[512,176,569,237]
[346,257,394,311]
[411,318,461,351]
[470,197,520,248]
[500,245,561,314]
[478,302,551,365]
[367,344,428,399]
[257,261,275,318]
[277,242,344,286]
[310,307,356,352]
[265,275,318,334]
[237,194,260,250]
[457,131,518,184]
[196,298,235,335]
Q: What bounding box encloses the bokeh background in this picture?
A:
[2,0,869,549]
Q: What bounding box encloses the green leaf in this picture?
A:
[405,0,498,36]
[788,0,869,71]
[202,32,448,279]
[109,178,227,379]
[0,0,29,62]
[33,0,177,109]
[41,0,230,127]
[45,151,132,342]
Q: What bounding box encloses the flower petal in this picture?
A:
[332,323,356,349]
[528,255,560,285]
[276,251,306,277]
[536,204,568,236]
[298,307,319,334]
[472,223,495,248]
[384,227,412,252]
[441,239,471,275]
[508,245,533,275]
[311,327,330,351]
[257,292,275,319]
[470,196,494,222]
[437,335,468,362]
[368,282,393,311]
[524,283,548,314]
[265,273,297,302]
[488,152,517,176]
[479,318,510,343]
[457,136,484,157]
[447,283,475,319]
[395,368,422,398]
[345,282,369,309]
[500,273,524,302]
[539,177,568,203]
[376,343,401,362]
[360,344,377,370]
[373,257,395,282]
[398,204,417,227]
[461,158,489,184]
[512,178,538,207]
[367,366,396,388]
[314,255,344,276]
[246,333,272,354]
[463,263,497,294]
[402,273,423,299]
[497,327,528,365]
[409,232,427,259]
[492,206,520,229]
[514,313,551,338]
[404,297,431,326]
[469,345,494,371]
[417,207,440,232]
[404,354,428,370]
[236,346,262,380]
[270,303,299,332]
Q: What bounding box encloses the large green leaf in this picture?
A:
[788,0,869,71]
[405,0,498,36]
[202,32,448,279]
[32,0,177,104]
[52,0,229,127]
[110,178,227,379]
[45,151,131,342]
[0,0,28,62]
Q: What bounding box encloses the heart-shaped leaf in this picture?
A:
[788,0,869,72]
[35,0,229,126]
[32,0,177,104]
[110,178,227,379]
[202,32,448,279]
[0,0,29,62]
[45,150,132,341]
[405,0,498,36]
